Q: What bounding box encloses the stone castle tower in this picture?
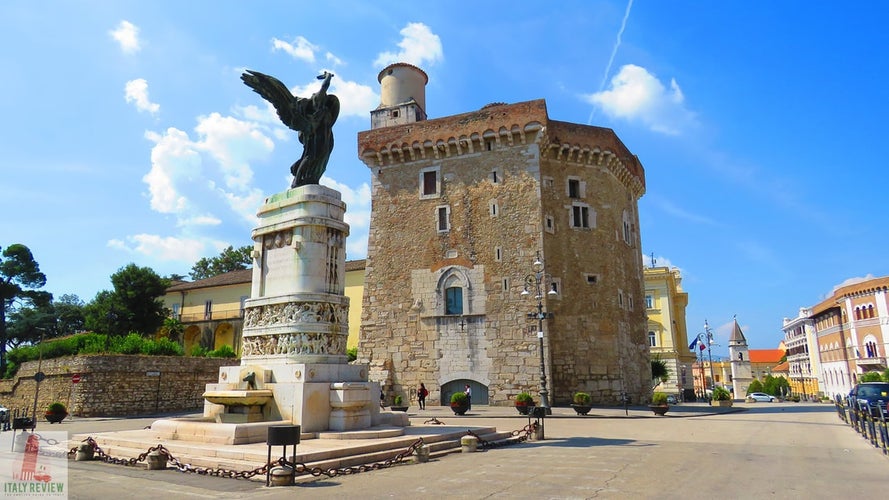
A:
[729,317,753,398]
[357,62,650,406]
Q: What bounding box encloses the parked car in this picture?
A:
[850,382,889,413]
[748,392,776,402]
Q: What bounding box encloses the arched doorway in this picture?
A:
[183,326,202,355]
[440,379,489,406]
[214,323,234,352]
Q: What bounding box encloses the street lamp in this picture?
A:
[31,327,47,430]
[699,320,716,396]
[521,252,557,415]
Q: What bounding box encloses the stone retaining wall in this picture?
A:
[0,355,236,417]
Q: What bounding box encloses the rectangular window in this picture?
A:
[568,179,580,198]
[495,246,502,262]
[649,332,657,347]
[502,278,509,291]
[437,206,450,232]
[584,274,598,284]
[571,205,590,228]
[423,171,437,195]
[645,295,653,309]
[490,201,498,217]
[204,300,212,320]
[490,169,499,183]
[171,303,180,319]
[445,287,463,315]
[545,215,554,233]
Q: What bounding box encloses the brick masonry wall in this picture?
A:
[0,355,236,417]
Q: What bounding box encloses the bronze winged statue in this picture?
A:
[241,70,340,188]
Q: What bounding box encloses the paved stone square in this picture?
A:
[60,402,888,499]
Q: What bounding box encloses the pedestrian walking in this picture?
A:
[418,383,429,410]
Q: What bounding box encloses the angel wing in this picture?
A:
[240,70,308,131]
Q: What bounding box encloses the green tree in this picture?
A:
[190,245,252,280]
[53,294,86,335]
[747,379,764,394]
[84,264,168,336]
[762,375,791,397]
[0,244,52,373]
[857,372,883,383]
[651,356,669,389]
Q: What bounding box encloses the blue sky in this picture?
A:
[2,1,888,355]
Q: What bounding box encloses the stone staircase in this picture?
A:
[72,425,519,481]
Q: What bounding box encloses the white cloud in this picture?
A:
[125,79,160,114]
[584,64,696,135]
[374,22,443,68]
[107,234,219,263]
[194,112,274,190]
[832,274,876,293]
[288,74,377,119]
[320,176,371,259]
[641,254,677,270]
[652,197,718,226]
[272,36,318,63]
[326,52,344,66]
[143,128,201,215]
[109,20,141,54]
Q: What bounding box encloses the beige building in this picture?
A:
[356,63,650,407]
[644,266,695,398]
[161,260,368,354]
[811,275,889,398]
[782,307,821,399]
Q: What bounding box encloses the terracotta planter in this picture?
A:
[571,404,592,416]
[450,402,469,415]
[649,404,669,416]
[44,411,67,424]
[515,402,535,415]
[713,400,733,407]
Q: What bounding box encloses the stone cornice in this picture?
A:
[358,99,645,198]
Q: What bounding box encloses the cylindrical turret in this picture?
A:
[378,63,428,114]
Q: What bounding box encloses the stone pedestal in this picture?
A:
[199,185,394,435]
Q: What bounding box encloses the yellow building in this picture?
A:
[644,266,695,399]
[161,260,367,354]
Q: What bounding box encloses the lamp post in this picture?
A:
[31,327,47,430]
[699,320,716,394]
[521,252,557,415]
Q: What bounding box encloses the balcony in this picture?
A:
[857,356,887,368]
[177,307,245,323]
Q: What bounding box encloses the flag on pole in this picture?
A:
[689,338,699,351]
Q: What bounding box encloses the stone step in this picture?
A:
[72,426,509,477]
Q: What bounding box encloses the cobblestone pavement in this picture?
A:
[58,402,888,499]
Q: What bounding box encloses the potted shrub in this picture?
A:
[712,387,733,407]
[572,392,593,415]
[514,392,535,415]
[649,392,669,416]
[390,394,409,412]
[45,402,68,424]
[450,392,470,415]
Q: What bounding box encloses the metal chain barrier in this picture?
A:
[69,436,425,480]
[68,422,537,482]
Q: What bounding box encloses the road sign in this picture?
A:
[72,373,81,384]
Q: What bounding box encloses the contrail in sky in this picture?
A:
[587,0,635,125]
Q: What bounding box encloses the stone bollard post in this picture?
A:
[75,443,95,461]
[268,465,294,486]
[146,450,168,470]
[460,435,478,453]
[414,444,430,463]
